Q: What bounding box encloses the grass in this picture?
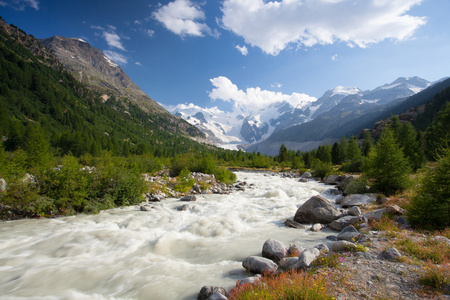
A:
[394,235,450,264]
[419,258,450,292]
[312,252,347,269]
[228,271,335,300]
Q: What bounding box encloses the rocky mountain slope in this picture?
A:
[39,35,204,139]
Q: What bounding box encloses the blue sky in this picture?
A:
[1,0,449,111]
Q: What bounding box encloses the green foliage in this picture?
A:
[407,148,450,230]
[363,128,411,195]
[361,130,373,157]
[396,122,425,171]
[346,136,361,162]
[174,167,195,193]
[425,102,450,160]
[344,175,370,195]
[331,142,342,165]
[278,144,288,163]
[214,167,237,185]
[311,159,333,179]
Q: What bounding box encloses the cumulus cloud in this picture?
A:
[220,0,426,55]
[0,0,39,10]
[104,50,128,65]
[152,0,212,37]
[208,76,316,112]
[103,31,126,51]
[331,54,338,61]
[235,45,248,55]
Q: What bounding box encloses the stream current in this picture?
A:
[0,171,339,300]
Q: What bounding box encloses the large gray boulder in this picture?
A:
[180,195,197,201]
[364,208,387,221]
[284,219,306,229]
[197,286,227,300]
[262,238,288,263]
[329,216,363,231]
[236,274,261,287]
[293,195,341,224]
[341,193,377,208]
[383,247,402,261]
[242,256,278,274]
[294,248,320,270]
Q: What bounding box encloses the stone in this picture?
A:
[347,206,362,216]
[335,196,345,205]
[337,225,360,242]
[301,172,312,178]
[329,216,363,231]
[236,274,261,287]
[396,216,409,227]
[314,244,329,253]
[364,208,387,221]
[180,195,197,201]
[288,243,305,256]
[191,184,202,194]
[145,193,165,202]
[278,257,298,271]
[284,219,306,229]
[293,195,341,224]
[330,240,358,252]
[326,235,338,241]
[294,248,320,270]
[176,204,190,211]
[310,223,324,232]
[299,178,309,183]
[0,178,6,192]
[383,247,402,261]
[262,238,288,263]
[209,292,228,300]
[325,174,342,185]
[242,256,278,274]
[341,193,377,208]
[140,204,152,211]
[386,205,406,215]
[336,175,356,191]
[197,286,227,300]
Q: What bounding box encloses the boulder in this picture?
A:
[284,219,306,229]
[197,286,227,300]
[341,193,377,208]
[386,205,406,215]
[330,240,358,252]
[242,256,278,274]
[337,225,360,242]
[324,175,341,185]
[326,235,338,241]
[329,216,363,231]
[347,206,362,216]
[383,247,402,261]
[310,223,324,232]
[336,175,356,191]
[299,178,309,183]
[294,248,320,270]
[364,208,387,221]
[0,178,6,192]
[335,196,345,205]
[191,184,202,194]
[288,243,305,256]
[209,292,228,300]
[236,274,261,287]
[176,204,190,211]
[314,244,329,253]
[180,195,197,202]
[301,172,312,178]
[145,193,165,202]
[293,195,341,224]
[278,257,298,271]
[262,238,288,263]
[140,204,152,211]
[324,188,342,196]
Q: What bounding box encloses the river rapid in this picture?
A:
[0,171,339,300]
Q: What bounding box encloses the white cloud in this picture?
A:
[104,50,128,65]
[103,31,126,51]
[146,29,155,37]
[235,45,248,55]
[271,82,283,88]
[208,76,316,112]
[152,0,212,37]
[135,62,142,66]
[331,54,338,61]
[220,0,426,55]
[0,0,39,10]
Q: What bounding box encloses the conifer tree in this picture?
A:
[346,136,361,162]
[361,130,373,157]
[364,128,411,195]
[397,122,425,171]
[24,123,52,170]
[339,136,348,162]
[331,142,342,165]
[407,148,450,230]
[278,144,288,163]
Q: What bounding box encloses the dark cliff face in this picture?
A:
[40,35,205,139]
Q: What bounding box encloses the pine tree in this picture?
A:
[397,122,425,171]
[346,136,361,162]
[331,142,342,165]
[364,128,411,195]
[278,144,288,163]
[24,123,52,170]
[407,148,450,230]
[361,130,373,157]
[339,136,348,162]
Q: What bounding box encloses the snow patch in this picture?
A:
[331,86,360,97]
[103,55,118,68]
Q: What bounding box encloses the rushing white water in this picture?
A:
[0,171,339,300]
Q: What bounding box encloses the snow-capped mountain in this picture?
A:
[167,77,430,150]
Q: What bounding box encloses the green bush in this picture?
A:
[407,148,450,230]
[214,167,236,185]
[344,175,370,195]
[174,167,195,193]
[311,159,333,179]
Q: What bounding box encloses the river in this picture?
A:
[0,171,339,300]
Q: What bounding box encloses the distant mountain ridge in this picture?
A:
[169,76,432,150]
